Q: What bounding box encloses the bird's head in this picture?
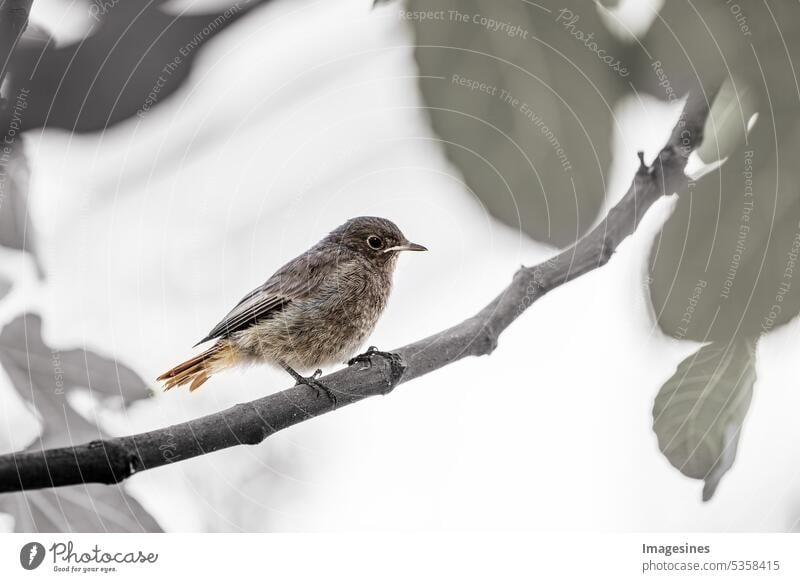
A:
[326,216,427,266]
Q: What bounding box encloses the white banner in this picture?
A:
[0,533,797,581]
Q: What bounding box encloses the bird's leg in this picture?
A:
[347,346,396,370]
[278,361,337,406]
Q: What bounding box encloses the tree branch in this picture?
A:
[0,91,712,494]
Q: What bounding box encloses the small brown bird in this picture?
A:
[157,216,426,398]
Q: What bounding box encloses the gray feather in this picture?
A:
[196,245,342,345]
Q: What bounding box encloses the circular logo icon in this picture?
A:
[19,542,46,570]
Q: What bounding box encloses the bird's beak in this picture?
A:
[383,242,428,253]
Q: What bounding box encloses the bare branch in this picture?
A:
[0,91,711,494]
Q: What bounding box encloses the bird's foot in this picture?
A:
[348,346,395,370]
[296,369,337,406]
[347,347,407,396]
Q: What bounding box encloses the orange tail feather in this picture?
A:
[157,343,236,391]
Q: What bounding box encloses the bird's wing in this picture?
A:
[194,289,289,346]
[195,246,339,345]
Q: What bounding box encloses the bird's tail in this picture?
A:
[157,341,239,392]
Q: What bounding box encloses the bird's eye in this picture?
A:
[366,235,384,250]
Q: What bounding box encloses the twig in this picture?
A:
[0,91,711,494]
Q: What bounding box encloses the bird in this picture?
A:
[157,216,427,399]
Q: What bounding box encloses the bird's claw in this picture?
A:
[311,380,337,406]
[348,346,394,371]
[295,370,337,406]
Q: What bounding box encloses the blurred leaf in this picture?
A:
[408,0,628,246]
[0,0,33,80]
[695,76,757,166]
[641,2,800,343]
[630,1,800,100]
[0,276,10,301]
[0,313,150,445]
[17,22,51,48]
[5,487,161,533]
[1,0,271,133]
[0,313,160,532]
[653,339,756,501]
[0,142,40,275]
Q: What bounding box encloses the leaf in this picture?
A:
[408,0,628,246]
[694,76,757,166]
[6,487,161,533]
[0,276,10,301]
[0,313,161,532]
[642,2,800,344]
[1,1,268,133]
[653,340,756,501]
[0,142,41,275]
[0,313,150,446]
